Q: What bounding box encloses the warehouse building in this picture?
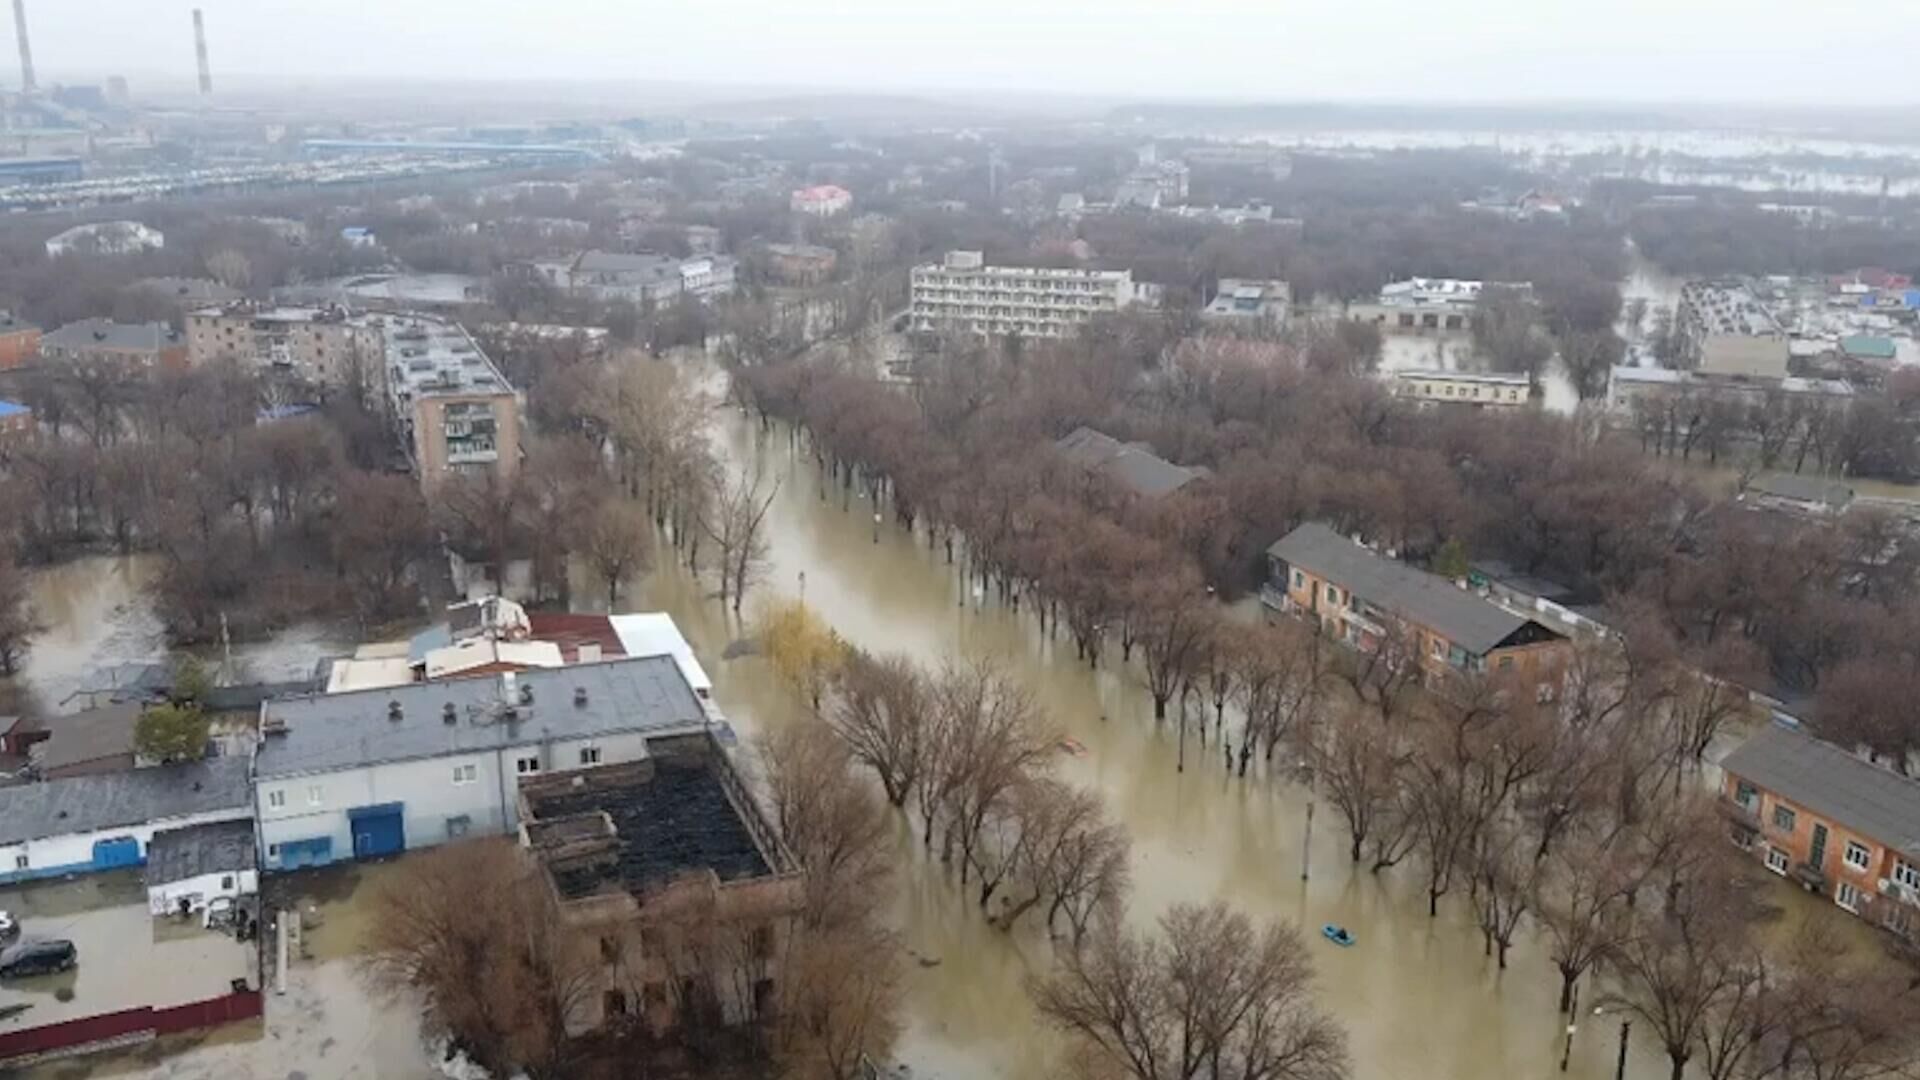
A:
[253,656,711,871]
[0,759,253,884]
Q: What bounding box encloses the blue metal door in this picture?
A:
[92,836,142,869]
[349,803,405,859]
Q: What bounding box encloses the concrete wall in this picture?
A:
[148,867,259,916]
[0,807,251,885]
[1698,334,1789,379]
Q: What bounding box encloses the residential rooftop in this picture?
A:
[379,312,514,401]
[1268,523,1557,656]
[1681,280,1783,337]
[1055,426,1202,499]
[257,655,709,779]
[1394,369,1532,387]
[1723,723,1920,861]
[1376,277,1531,309]
[42,318,181,353]
[0,758,251,845]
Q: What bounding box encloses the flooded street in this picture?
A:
[12,399,1820,1080]
[626,406,1683,1080]
[19,554,373,713]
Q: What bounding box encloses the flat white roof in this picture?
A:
[610,613,712,693]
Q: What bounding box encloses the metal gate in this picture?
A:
[91,836,142,869]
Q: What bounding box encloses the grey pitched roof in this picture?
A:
[575,250,679,280]
[0,758,252,845]
[1268,523,1552,656]
[256,655,709,779]
[1055,426,1200,499]
[42,318,180,353]
[147,819,256,884]
[1722,724,1920,860]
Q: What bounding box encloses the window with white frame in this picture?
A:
[1844,840,1872,872]
[1895,859,1920,891]
[452,763,477,785]
[1431,637,1446,660]
[1766,847,1790,875]
[267,789,286,810]
[1836,881,1863,913]
[306,784,323,807]
[580,746,602,766]
[1772,804,1796,832]
[516,755,541,775]
[1291,570,1304,589]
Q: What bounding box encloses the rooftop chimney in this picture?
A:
[578,642,601,664]
[192,9,211,96]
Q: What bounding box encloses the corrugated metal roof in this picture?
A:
[146,819,256,884]
[256,655,708,779]
[0,758,251,845]
[1722,723,1920,861]
[1267,523,1547,656]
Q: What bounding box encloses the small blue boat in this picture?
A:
[1322,924,1355,947]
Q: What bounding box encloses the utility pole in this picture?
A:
[1300,795,1314,880]
[10,0,32,94]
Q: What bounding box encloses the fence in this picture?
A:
[0,986,262,1063]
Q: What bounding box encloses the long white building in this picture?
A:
[910,250,1159,338]
[252,656,711,871]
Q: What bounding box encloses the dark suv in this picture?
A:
[0,940,76,978]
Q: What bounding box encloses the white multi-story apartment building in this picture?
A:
[909,251,1159,338]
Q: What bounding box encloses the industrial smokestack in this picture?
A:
[11,0,33,95]
[193,8,211,96]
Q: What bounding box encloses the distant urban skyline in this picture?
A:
[10,0,1914,110]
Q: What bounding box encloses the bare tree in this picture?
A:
[757,721,895,931]
[359,840,598,1079]
[700,462,780,615]
[0,553,42,676]
[931,658,1054,885]
[825,650,931,807]
[581,496,653,609]
[1030,901,1349,1080]
[1308,704,1413,868]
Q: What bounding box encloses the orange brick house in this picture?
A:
[1720,723,1920,941]
[1263,523,1570,690]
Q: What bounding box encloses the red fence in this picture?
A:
[0,987,262,1062]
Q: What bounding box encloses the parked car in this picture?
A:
[0,911,16,941]
[0,939,75,978]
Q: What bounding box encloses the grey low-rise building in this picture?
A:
[253,656,711,871]
[0,758,252,884]
[1054,426,1202,498]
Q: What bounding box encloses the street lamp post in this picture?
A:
[1298,759,1314,882]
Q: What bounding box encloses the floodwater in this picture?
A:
[1375,334,1580,416]
[625,407,1691,1080]
[12,395,1884,1080]
[18,554,366,713]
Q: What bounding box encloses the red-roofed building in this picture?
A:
[790,185,852,217]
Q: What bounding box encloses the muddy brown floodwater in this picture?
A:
[622,406,1693,1080]
[22,394,1842,1080]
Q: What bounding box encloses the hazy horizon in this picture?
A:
[10,0,1915,113]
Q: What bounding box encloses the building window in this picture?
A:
[446,815,471,838]
[751,925,774,960]
[1772,805,1797,833]
[307,785,323,807]
[1766,847,1790,875]
[1845,840,1872,872]
[1734,782,1758,810]
[1836,881,1863,913]
[1291,570,1304,589]
[1325,584,1340,606]
[516,755,541,775]
[600,936,620,963]
[12,854,26,870]
[452,763,477,785]
[1895,859,1920,891]
[267,789,286,810]
[604,989,628,1017]
[1431,638,1446,660]
[267,844,280,859]
[220,874,234,890]
[580,746,602,766]
[1497,655,1514,672]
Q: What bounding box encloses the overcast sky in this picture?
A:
[15,1,1910,108]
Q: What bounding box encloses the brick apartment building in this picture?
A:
[1721,723,1920,940]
